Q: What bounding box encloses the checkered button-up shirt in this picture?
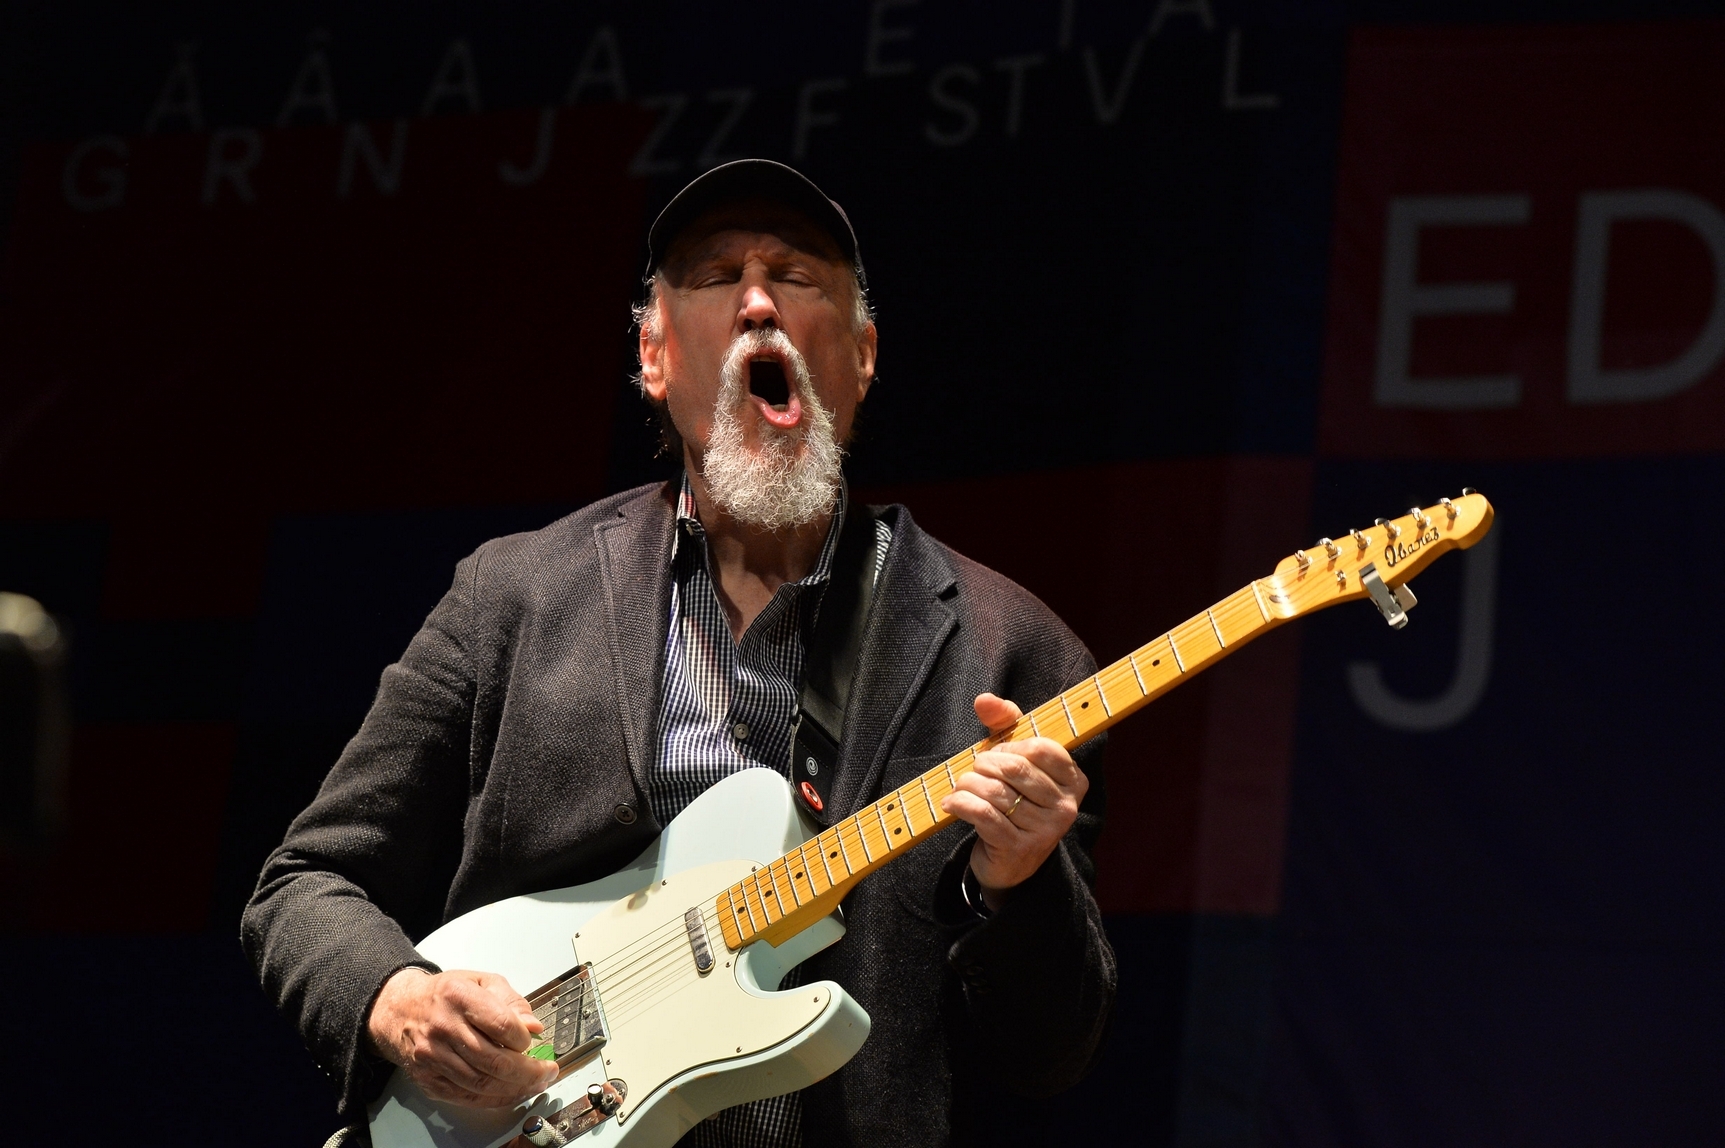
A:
[651,476,890,1148]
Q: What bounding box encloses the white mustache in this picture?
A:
[719,328,810,414]
[703,329,843,531]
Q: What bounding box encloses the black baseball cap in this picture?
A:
[644,159,859,276]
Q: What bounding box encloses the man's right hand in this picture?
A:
[367,967,561,1107]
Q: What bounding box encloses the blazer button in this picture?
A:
[614,803,637,825]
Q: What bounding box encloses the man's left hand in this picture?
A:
[940,691,1089,912]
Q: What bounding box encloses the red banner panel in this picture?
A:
[0,106,648,619]
[1319,21,1725,459]
[864,455,1312,915]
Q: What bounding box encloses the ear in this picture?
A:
[854,321,878,403]
[638,304,668,402]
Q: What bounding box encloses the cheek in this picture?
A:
[810,344,865,400]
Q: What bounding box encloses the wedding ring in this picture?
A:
[1006,793,1023,820]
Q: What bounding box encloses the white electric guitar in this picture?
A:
[368,492,1495,1148]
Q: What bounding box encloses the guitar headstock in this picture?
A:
[1266,490,1494,626]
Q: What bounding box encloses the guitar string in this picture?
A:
[562,568,1382,1010]
[562,600,1200,1000]
[586,592,1261,999]
[593,906,734,1028]
[601,908,729,1026]
[593,544,1442,1020]
[541,902,731,1031]
[592,918,718,1010]
[715,583,1280,942]
[538,921,701,1035]
[601,901,825,1030]
[593,586,1275,992]
[562,559,1430,1031]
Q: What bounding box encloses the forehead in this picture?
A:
[660,198,847,277]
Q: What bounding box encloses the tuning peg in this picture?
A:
[1374,517,1401,540]
[1440,497,1457,519]
[1294,548,1311,571]
[1461,487,1476,496]
[1351,528,1370,549]
[1319,537,1340,560]
[1410,507,1430,530]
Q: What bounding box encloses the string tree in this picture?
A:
[1359,562,1416,628]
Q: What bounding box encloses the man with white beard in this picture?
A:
[245,161,1115,1148]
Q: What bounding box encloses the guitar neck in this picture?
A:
[710,489,1493,951]
[710,576,1291,951]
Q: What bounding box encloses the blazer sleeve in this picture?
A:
[240,554,484,1116]
[932,640,1116,1095]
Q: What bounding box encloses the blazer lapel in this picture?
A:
[829,505,958,818]
[594,482,677,805]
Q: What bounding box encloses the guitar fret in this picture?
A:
[725,888,752,938]
[837,823,863,873]
[796,843,824,896]
[918,773,939,826]
[1207,607,1226,647]
[743,876,770,927]
[1059,692,1078,736]
[1128,651,1147,694]
[1093,673,1112,716]
[782,857,804,903]
[817,834,838,886]
[743,882,765,933]
[757,872,784,921]
[874,802,894,851]
[882,794,911,844]
[1028,710,1041,737]
[1167,632,1186,672]
[856,816,875,863]
[772,866,792,911]
[1250,580,1270,622]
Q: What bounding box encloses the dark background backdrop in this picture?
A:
[2,1,1721,1144]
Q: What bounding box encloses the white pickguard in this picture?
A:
[368,768,871,1148]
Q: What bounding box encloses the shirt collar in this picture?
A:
[673,471,847,588]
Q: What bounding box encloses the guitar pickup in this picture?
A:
[685,906,714,974]
[1360,562,1418,629]
[524,963,609,1069]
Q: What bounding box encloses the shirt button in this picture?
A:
[732,723,750,741]
[614,803,637,825]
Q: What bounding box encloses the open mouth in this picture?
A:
[749,357,791,408]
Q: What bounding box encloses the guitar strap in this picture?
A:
[790,497,878,825]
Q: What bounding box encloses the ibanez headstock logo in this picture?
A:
[1383,525,1441,568]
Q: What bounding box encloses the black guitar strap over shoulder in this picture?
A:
[790,499,877,824]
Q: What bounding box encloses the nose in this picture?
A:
[737,283,781,334]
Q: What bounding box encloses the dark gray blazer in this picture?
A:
[242,480,1115,1147]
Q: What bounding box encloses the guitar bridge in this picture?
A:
[524,963,609,1069]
